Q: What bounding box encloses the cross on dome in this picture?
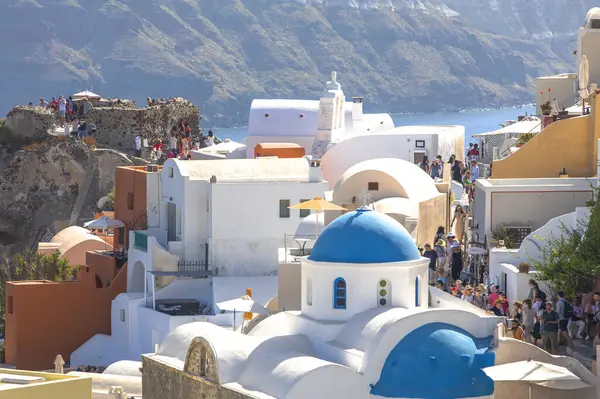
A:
[358,189,372,207]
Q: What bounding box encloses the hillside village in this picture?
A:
[2,6,600,399]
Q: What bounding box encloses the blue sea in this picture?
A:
[212,105,537,144]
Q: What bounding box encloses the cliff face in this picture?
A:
[0,0,594,126]
[0,139,145,251]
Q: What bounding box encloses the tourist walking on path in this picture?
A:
[472,286,487,310]
[434,239,446,268]
[430,158,441,179]
[470,159,479,180]
[522,299,537,343]
[541,301,559,355]
[450,205,466,244]
[556,291,574,351]
[569,298,586,339]
[448,242,463,281]
[433,226,446,248]
[511,319,526,341]
[527,279,545,302]
[422,244,438,283]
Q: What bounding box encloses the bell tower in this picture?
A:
[311,71,345,159]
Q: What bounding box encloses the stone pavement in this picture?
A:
[558,337,596,370]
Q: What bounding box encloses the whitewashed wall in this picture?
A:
[210,181,328,276]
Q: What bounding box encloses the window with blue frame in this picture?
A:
[415,276,421,307]
[334,278,347,309]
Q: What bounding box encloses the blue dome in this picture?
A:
[308,207,420,264]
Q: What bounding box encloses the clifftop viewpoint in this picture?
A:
[0,0,596,126]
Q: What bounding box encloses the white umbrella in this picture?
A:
[84,216,125,229]
[84,216,124,250]
[73,90,101,100]
[216,297,269,315]
[484,360,589,398]
[216,297,269,332]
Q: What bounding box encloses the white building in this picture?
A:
[245,72,464,166]
[472,177,595,244]
[132,157,328,278]
[326,158,446,239]
[578,8,600,90]
[488,207,590,304]
[71,157,328,366]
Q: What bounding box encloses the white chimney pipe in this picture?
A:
[352,97,364,121]
[308,160,324,182]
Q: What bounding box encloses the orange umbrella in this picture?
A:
[289,197,346,238]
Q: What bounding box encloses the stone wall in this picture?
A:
[4,106,58,142]
[3,101,200,153]
[142,356,251,399]
[86,103,200,152]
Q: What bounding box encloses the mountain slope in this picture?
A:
[0,0,589,126]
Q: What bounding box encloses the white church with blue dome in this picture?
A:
[143,207,507,399]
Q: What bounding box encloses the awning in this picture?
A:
[473,118,542,138]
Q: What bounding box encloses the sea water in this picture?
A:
[213,105,537,145]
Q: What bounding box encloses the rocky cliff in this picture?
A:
[0,138,145,251]
[0,0,595,126]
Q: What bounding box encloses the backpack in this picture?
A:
[562,300,573,319]
[538,289,547,302]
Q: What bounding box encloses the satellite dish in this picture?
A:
[579,55,590,100]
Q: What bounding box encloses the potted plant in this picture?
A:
[540,101,552,115]
[518,262,531,273]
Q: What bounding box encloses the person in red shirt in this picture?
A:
[50,96,59,111]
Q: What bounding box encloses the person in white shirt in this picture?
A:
[135,134,142,158]
[58,96,67,126]
[461,285,474,304]
[206,130,215,147]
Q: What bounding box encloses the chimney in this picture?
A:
[309,160,323,182]
[352,97,364,121]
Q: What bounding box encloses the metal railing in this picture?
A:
[133,231,148,252]
[177,260,210,273]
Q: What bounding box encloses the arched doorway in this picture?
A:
[130,261,145,293]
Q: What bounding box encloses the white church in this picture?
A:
[141,208,507,399]
[244,71,465,166]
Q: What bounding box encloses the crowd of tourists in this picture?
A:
[426,263,600,357]
[417,143,481,204]
[136,120,216,161]
[33,95,97,140]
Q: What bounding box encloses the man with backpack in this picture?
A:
[556,291,574,352]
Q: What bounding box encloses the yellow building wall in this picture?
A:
[417,195,447,247]
[0,369,91,399]
[492,91,600,179]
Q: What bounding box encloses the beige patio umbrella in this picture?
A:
[483,360,589,399]
[289,197,346,238]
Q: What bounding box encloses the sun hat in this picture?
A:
[447,232,456,238]
[436,239,446,247]
[450,241,460,249]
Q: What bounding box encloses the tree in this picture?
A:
[100,187,115,212]
[531,184,600,299]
